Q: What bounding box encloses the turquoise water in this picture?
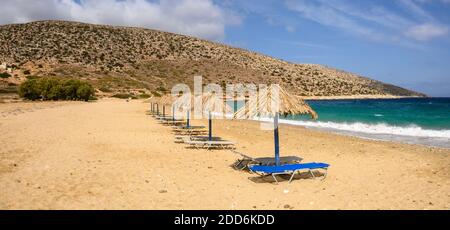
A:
[293,98,450,130]
[229,98,450,148]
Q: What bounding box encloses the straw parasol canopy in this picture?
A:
[171,93,195,126]
[202,92,233,117]
[171,92,232,136]
[173,93,193,111]
[234,85,318,119]
[158,94,175,105]
[148,96,158,114]
[232,84,318,166]
[148,94,177,117]
[173,92,232,115]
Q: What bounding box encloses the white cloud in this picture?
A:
[397,0,435,21]
[406,23,449,41]
[0,0,240,41]
[285,0,396,42]
[414,0,450,4]
[284,0,449,46]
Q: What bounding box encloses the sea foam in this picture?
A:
[251,116,450,148]
[276,119,450,139]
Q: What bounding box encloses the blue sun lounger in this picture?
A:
[248,163,330,184]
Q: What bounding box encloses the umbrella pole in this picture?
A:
[209,111,212,141]
[172,105,175,122]
[163,105,165,118]
[187,110,190,128]
[156,104,159,116]
[274,113,280,166]
[233,99,238,119]
[150,103,153,113]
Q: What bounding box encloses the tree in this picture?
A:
[18,79,41,100]
[76,83,95,102]
[18,77,95,101]
[39,78,61,100]
[62,79,82,100]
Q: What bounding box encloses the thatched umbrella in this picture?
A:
[149,96,161,115]
[145,96,154,113]
[234,85,317,166]
[173,93,194,127]
[173,92,231,138]
[158,94,174,118]
[202,92,232,141]
[148,96,157,114]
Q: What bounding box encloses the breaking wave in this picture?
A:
[251,117,450,148]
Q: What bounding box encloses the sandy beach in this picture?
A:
[0,99,449,210]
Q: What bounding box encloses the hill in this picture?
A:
[0,20,425,98]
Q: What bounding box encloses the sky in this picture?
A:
[0,0,449,96]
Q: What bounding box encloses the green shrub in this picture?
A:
[76,83,95,101]
[48,84,64,100]
[138,93,151,99]
[62,79,82,100]
[0,72,11,78]
[39,78,62,100]
[18,79,41,100]
[18,77,95,101]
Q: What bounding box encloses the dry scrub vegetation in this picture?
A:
[0,21,424,98]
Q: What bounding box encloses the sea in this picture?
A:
[283,98,450,149]
[228,97,450,148]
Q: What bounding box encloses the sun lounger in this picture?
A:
[146,111,158,115]
[175,135,223,141]
[174,135,190,143]
[184,140,236,150]
[248,163,330,184]
[147,111,159,116]
[173,125,205,130]
[232,151,303,170]
[159,119,186,125]
[172,126,207,135]
[155,115,173,120]
[173,130,208,136]
[174,135,223,143]
[190,136,223,141]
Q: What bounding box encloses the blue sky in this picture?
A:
[218,0,450,97]
[0,0,449,96]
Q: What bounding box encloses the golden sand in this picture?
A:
[0,99,448,209]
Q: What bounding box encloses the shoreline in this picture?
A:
[277,119,450,149]
[301,95,427,100]
[230,117,450,150]
[305,126,450,150]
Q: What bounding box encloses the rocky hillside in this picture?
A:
[0,20,425,98]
